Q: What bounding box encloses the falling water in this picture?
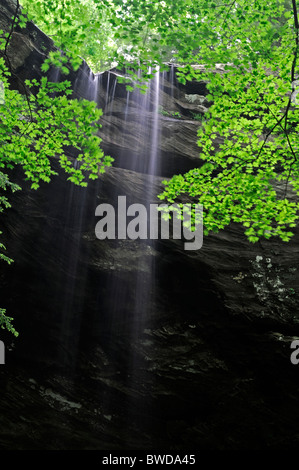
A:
[86,69,99,103]
[48,66,61,84]
[114,66,162,175]
[119,68,162,436]
[84,66,165,436]
[148,67,161,177]
[50,64,167,433]
[57,161,88,368]
[169,63,177,100]
[130,71,161,354]
[56,67,102,369]
[72,62,100,103]
[105,70,111,108]
[107,75,117,116]
[124,89,130,121]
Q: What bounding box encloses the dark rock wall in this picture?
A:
[0,0,299,451]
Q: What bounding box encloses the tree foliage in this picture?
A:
[156,0,299,243]
[18,0,299,243]
[20,0,117,72]
[0,0,115,333]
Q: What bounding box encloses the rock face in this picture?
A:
[1,0,299,451]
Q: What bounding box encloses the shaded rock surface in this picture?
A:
[0,0,299,451]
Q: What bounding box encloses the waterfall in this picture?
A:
[108,67,162,175]
[105,70,111,108]
[48,64,166,425]
[87,67,165,433]
[55,68,102,368]
[57,164,88,368]
[48,66,61,84]
[148,67,161,177]
[71,62,100,103]
[86,69,99,103]
[107,74,117,116]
